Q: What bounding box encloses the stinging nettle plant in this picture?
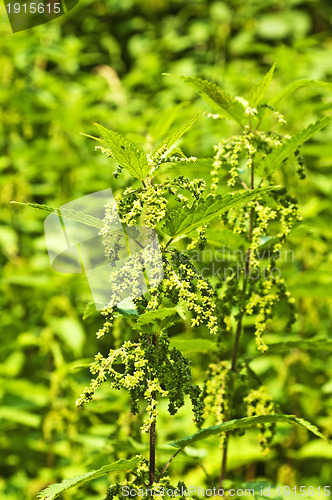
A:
[12,64,332,499]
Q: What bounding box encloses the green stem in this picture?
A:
[149,418,156,485]
[219,437,228,489]
[164,236,175,251]
[149,333,157,485]
[157,448,182,482]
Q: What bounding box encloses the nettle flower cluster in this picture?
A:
[28,69,332,500]
[211,117,301,353]
[202,361,276,454]
[72,67,330,496]
[77,332,204,432]
[77,120,217,434]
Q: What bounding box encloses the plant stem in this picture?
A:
[219,437,228,489]
[157,448,182,482]
[149,418,156,485]
[149,334,157,485]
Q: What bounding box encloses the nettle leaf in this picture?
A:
[248,63,276,107]
[38,456,143,500]
[94,123,150,180]
[167,74,246,125]
[258,116,332,175]
[10,201,104,229]
[269,79,332,108]
[163,187,276,241]
[169,414,327,449]
[150,114,199,163]
[133,308,180,334]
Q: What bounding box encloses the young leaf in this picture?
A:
[94,123,150,180]
[166,74,246,125]
[163,187,276,241]
[133,308,180,334]
[248,63,276,107]
[169,414,327,449]
[11,201,104,229]
[150,114,199,164]
[269,79,332,108]
[258,116,332,175]
[37,456,143,500]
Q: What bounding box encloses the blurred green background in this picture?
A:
[0,0,332,498]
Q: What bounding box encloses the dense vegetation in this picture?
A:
[1,1,332,499]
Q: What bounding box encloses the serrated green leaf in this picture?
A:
[37,456,143,500]
[11,201,104,229]
[169,414,327,449]
[163,187,276,241]
[150,114,199,163]
[258,116,332,175]
[248,63,276,107]
[167,74,246,125]
[94,123,150,180]
[269,79,332,108]
[133,308,180,334]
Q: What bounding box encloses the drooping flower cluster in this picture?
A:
[202,361,276,453]
[212,121,302,352]
[76,332,204,432]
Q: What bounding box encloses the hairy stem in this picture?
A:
[149,334,157,485]
[149,418,156,485]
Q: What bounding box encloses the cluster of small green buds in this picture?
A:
[162,251,218,334]
[186,226,208,251]
[76,333,204,430]
[244,386,276,454]
[202,361,231,427]
[106,467,195,500]
[106,177,205,228]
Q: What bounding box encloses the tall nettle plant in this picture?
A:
[12,65,331,499]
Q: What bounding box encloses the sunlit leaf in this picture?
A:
[94,123,150,180]
[170,414,328,449]
[38,456,143,500]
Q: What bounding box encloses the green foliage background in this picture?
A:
[0,0,332,498]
